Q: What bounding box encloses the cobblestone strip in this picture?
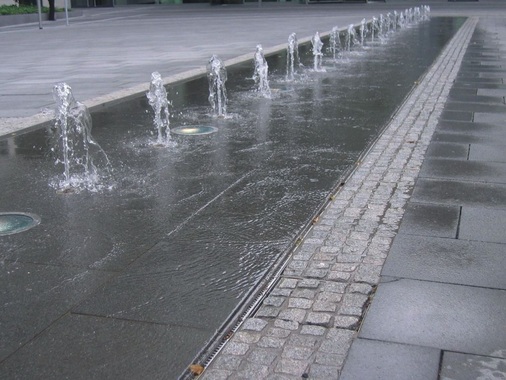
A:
[201,17,478,380]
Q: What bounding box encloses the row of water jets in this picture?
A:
[50,6,430,194]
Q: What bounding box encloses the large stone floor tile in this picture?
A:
[72,268,240,331]
[340,338,440,380]
[454,77,503,85]
[435,121,506,145]
[382,235,506,290]
[359,279,506,358]
[0,262,113,361]
[425,142,469,160]
[459,206,506,243]
[469,143,506,162]
[0,314,208,379]
[474,112,506,124]
[412,179,506,208]
[440,109,473,122]
[478,88,506,96]
[447,93,505,104]
[440,351,506,380]
[397,203,459,239]
[419,158,506,184]
[445,102,506,114]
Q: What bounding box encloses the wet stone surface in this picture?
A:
[202,17,477,380]
[0,16,466,379]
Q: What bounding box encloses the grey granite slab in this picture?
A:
[440,351,506,380]
[478,88,506,97]
[0,314,209,379]
[436,121,506,141]
[339,338,440,380]
[445,102,506,113]
[474,112,506,124]
[460,64,505,71]
[419,158,506,184]
[453,83,506,91]
[479,72,506,79]
[454,76,503,84]
[433,130,506,145]
[397,203,460,239]
[440,110,473,122]
[0,261,113,361]
[469,143,506,162]
[449,88,477,97]
[412,178,506,208]
[72,268,241,331]
[459,206,506,243]
[382,234,506,290]
[425,142,469,160]
[447,93,505,104]
[359,279,506,358]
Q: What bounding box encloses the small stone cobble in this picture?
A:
[201,17,477,380]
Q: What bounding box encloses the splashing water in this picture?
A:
[378,14,386,39]
[345,24,359,52]
[50,83,112,193]
[422,5,431,21]
[386,13,393,33]
[286,33,300,81]
[253,45,271,98]
[359,18,367,46]
[371,17,379,42]
[393,11,399,30]
[311,31,324,72]
[329,26,341,60]
[146,72,173,146]
[207,55,228,117]
[398,11,406,29]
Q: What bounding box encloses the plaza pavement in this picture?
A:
[1,1,506,379]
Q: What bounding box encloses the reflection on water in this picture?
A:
[0,17,464,377]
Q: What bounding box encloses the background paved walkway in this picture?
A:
[0,0,504,134]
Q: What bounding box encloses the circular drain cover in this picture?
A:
[172,126,218,136]
[0,213,40,236]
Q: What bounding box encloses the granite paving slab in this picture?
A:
[440,351,506,380]
[397,203,460,239]
[474,112,506,123]
[444,102,506,113]
[359,278,506,358]
[0,261,113,362]
[433,126,506,146]
[452,82,506,90]
[440,109,473,122]
[448,88,478,97]
[72,269,240,331]
[419,158,506,183]
[0,314,209,379]
[425,142,469,159]
[447,93,505,104]
[454,76,503,84]
[382,234,506,289]
[412,178,506,207]
[468,143,506,162]
[339,338,440,380]
[478,88,506,96]
[459,206,506,243]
